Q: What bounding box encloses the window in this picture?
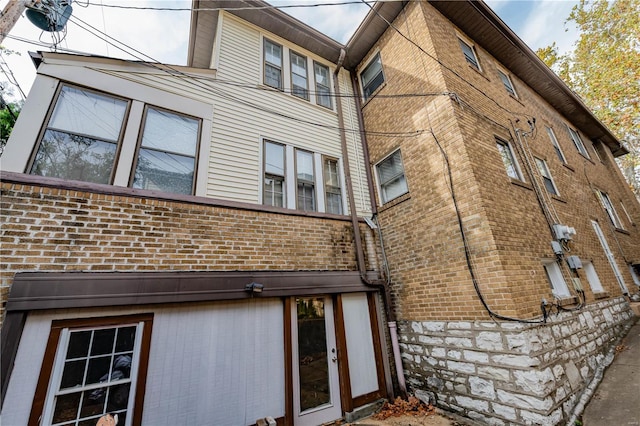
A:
[567,126,590,158]
[264,39,283,89]
[290,51,309,100]
[543,261,571,298]
[592,220,628,294]
[376,149,408,204]
[360,53,385,100]
[496,138,522,180]
[535,158,559,195]
[31,315,152,426]
[314,62,332,109]
[323,157,342,214]
[597,190,624,229]
[458,38,480,70]
[620,200,635,226]
[296,149,316,211]
[545,126,566,164]
[591,140,603,162]
[583,261,605,293]
[131,107,200,195]
[497,70,516,96]
[29,85,128,184]
[264,140,286,207]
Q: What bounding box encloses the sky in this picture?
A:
[0,0,579,103]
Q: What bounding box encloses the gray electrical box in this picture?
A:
[551,241,563,255]
[567,255,583,269]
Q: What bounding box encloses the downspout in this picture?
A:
[332,50,407,396]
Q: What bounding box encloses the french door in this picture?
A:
[291,297,342,426]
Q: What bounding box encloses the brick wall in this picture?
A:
[0,180,375,316]
[359,1,640,322]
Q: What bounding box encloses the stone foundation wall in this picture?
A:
[398,298,635,425]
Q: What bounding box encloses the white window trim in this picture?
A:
[41,322,145,426]
[592,220,628,294]
[534,157,559,196]
[374,148,409,204]
[457,35,481,71]
[496,138,524,181]
[566,125,590,158]
[545,126,567,164]
[583,261,605,293]
[497,68,517,97]
[260,137,343,214]
[597,190,624,230]
[543,260,571,299]
[359,51,385,101]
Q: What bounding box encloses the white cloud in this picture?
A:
[518,0,578,54]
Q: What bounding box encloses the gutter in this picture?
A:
[333,49,407,397]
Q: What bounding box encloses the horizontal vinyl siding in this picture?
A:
[80,13,372,215]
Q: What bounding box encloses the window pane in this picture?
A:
[377,151,403,183]
[49,86,127,142]
[86,356,112,385]
[264,40,281,66]
[324,158,339,187]
[60,359,87,389]
[326,191,342,215]
[265,142,284,176]
[115,326,136,353]
[141,108,199,156]
[80,389,106,418]
[297,150,314,182]
[111,354,133,381]
[30,130,117,184]
[498,71,515,95]
[314,62,329,86]
[361,54,384,99]
[67,331,92,359]
[107,383,131,412]
[133,149,195,194]
[314,63,332,109]
[382,175,408,202]
[496,141,519,179]
[264,175,284,207]
[265,64,282,89]
[316,86,332,109]
[91,329,116,355]
[459,39,479,69]
[298,182,315,211]
[291,52,307,76]
[53,392,82,424]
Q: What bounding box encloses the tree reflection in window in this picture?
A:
[30,85,127,184]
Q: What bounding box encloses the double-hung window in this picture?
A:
[546,126,566,163]
[290,51,309,100]
[32,315,152,426]
[323,157,342,214]
[360,53,385,100]
[543,260,571,298]
[264,39,283,89]
[597,190,624,229]
[314,62,332,109]
[29,85,128,184]
[296,149,316,211]
[376,149,408,204]
[458,38,480,71]
[264,140,286,207]
[567,126,590,158]
[132,107,200,195]
[534,157,559,195]
[496,138,522,180]
[497,69,516,96]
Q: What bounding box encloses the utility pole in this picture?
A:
[0,0,33,43]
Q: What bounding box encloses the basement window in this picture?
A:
[583,261,605,293]
[31,315,153,426]
[376,149,408,204]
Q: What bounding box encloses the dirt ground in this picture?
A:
[347,412,460,426]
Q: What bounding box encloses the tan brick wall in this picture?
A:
[0,181,375,316]
[359,1,640,321]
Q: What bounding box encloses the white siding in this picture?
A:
[1,301,285,426]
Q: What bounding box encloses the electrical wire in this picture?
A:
[81,0,414,12]
[66,14,428,138]
[0,52,26,101]
[359,0,534,124]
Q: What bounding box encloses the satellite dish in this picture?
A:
[26,1,73,32]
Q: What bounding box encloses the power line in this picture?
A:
[81,0,412,12]
[65,14,427,138]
